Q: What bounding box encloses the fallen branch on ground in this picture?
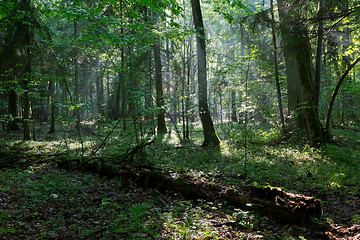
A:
[57,152,322,224]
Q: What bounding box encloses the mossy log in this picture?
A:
[131,169,322,223]
[57,155,322,224]
[0,149,47,169]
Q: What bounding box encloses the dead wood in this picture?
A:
[131,168,322,223]
[57,152,322,224]
[0,149,49,169]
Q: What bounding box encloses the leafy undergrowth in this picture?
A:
[0,124,359,239]
[0,162,313,240]
[0,159,358,239]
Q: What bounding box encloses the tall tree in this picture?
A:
[190,0,220,147]
[73,13,81,130]
[314,0,325,110]
[270,0,284,129]
[325,55,360,132]
[48,78,56,133]
[153,41,167,134]
[0,1,23,131]
[153,13,167,134]
[277,0,324,147]
[23,0,32,140]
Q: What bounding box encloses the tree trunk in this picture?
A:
[153,13,167,134]
[270,0,284,129]
[325,56,360,132]
[296,43,324,147]
[154,42,167,134]
[23,88,31,140]
[95,61,104,118]
[230,90,238,122]
[1,93,5,129]
[48,79,56,133]
[144,50,152,122]
[73,18,81,130]
[23,1,32,141]
[278,0,324,147]
[277,2,304,130]
[120,1,127,130]
[190,0,220,147]
[314,0,324,110]
[7,89,19,131]
[185,35,193,138]
[182,42,186,139]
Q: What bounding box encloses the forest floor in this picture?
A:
[0,122,359,239]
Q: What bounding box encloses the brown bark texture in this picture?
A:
[277,0,324,147]
[190,0,220,147]
[57,151,322,224]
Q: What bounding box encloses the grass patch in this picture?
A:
[0,122,359,238]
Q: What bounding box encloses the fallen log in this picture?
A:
[57,155,322,224]
[131,168,322,224]
[0,149,49,169]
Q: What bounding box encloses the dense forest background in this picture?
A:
[0,0,359,239]
[1,0,358,146]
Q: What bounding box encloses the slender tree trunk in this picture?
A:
[23,88,31,140]
[23,4,31,141]
[120,1,127,130]
[182,44,186,139]
[99,67,104,115]
[219,91,223,123]
[314,0,324,110]
[144,50,152,121]
[270,0,285,129]
[74,20,79,103]
[153,42,167,134]
[7,89,19,131]
[153,13,167,134]
[1,93,5,129]
[96,61,104,117]
[185,35,193,138]
[48,79,56,133]
[325,56,360,132]
[190,0,220,147]
[230,90,238,122]
[73,18,81,129]
[120,54,127,130]
[106,72,110,103]
[95,61,103,130]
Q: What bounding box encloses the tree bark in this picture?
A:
[153,12,167,134]
[314,0,324,110]
[95,61,104,117]
[120,1,127,130]
[278,0,324,147]
[23,0,32,141]
[230,90,238,122]
[190,0,220,147]
[57,156,322,224]
[185,35,193,138]
[325,56,360,132]
[7,89,19,131]
[144,50,152,122]
[154,42,167,134]
[48,79,56,133]
[270,0,284,129]
[73,18,81,130]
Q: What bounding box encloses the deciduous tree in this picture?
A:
[190,0,220,147]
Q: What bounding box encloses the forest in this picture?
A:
[0,0,359,239]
